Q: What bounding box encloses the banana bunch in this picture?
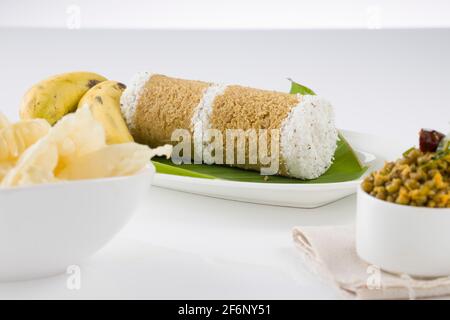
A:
[19,71,133,144]
[78,80,133,144]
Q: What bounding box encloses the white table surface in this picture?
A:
[0,28,448,299]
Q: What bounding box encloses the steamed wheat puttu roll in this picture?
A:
[120,72,338,179]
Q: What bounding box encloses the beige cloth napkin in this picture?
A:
[293,225,450,300]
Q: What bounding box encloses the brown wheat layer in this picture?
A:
[132,74,210,147]
[210,85,300,174]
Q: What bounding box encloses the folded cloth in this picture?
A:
[293,225,450,300]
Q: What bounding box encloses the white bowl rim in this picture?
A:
[0,165,153,193]
[358,184,450,213]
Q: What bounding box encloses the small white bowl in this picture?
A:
[356,186,450,277]
[0,166,153,281]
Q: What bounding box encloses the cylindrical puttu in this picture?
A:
[120,72,338,179]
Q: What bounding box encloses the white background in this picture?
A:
[0,1,449,299]
[1,29,449,139]
[1,0,450,29]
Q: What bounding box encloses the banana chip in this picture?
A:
[48,107,105,173]
[0,118,50,183]
[2,108,103,186]
[1,106,160,187]
[0,119,50,161]
[2,139,59,187]
[0,112,10,130]
[57,143,152,180]
[0,161,14,182]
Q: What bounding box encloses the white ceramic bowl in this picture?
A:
[356,186,450,277]
[0,166,153,281]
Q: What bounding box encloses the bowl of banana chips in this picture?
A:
[0,107,167,281]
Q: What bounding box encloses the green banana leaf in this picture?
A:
[288,78,317,95]
[152,80,367,183]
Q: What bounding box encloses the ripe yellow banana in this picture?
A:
[78,80,133,144]
[20,72,107,125]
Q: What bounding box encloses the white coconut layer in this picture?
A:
[120,71,153,132]
[280,95,338,180]
[191,83,227,164]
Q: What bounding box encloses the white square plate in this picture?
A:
[152,130,403,208]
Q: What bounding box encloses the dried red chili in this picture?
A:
[419,129,445,153]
